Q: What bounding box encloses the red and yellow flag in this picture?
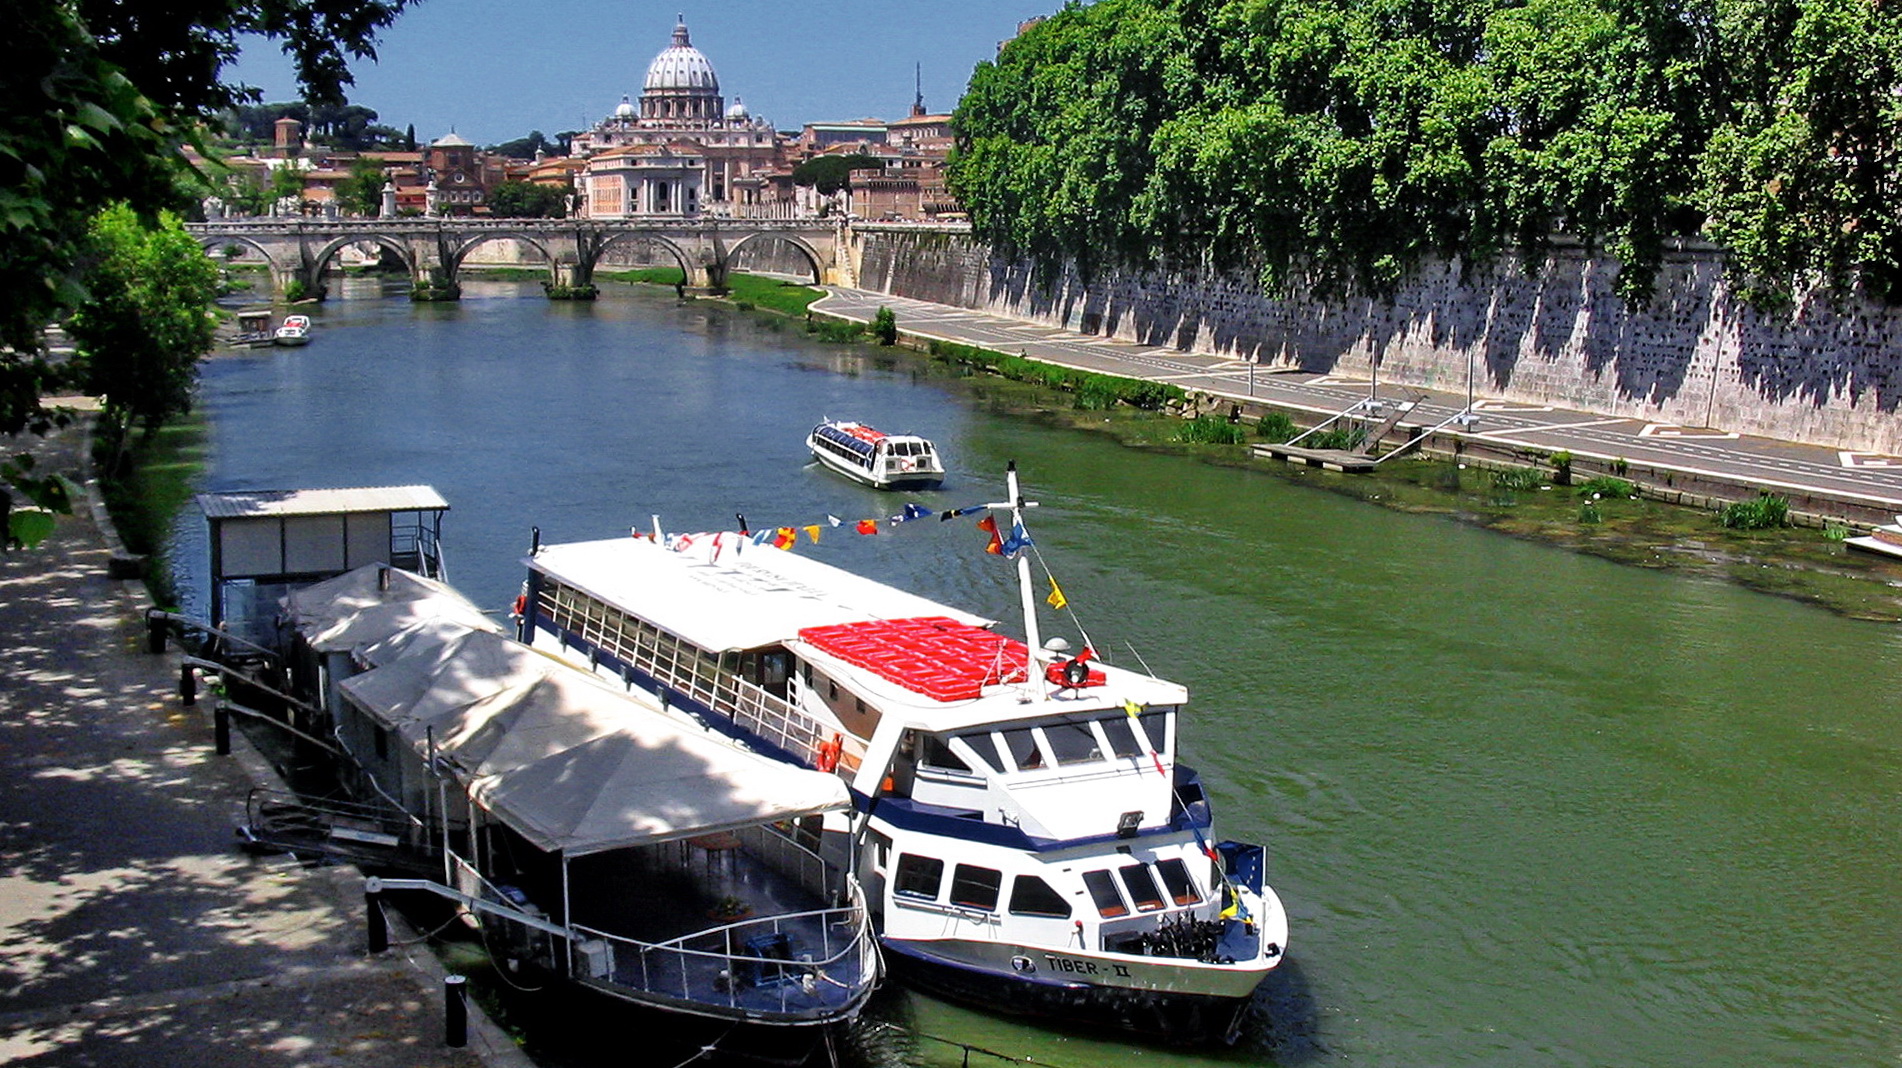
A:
[773,527,797,550]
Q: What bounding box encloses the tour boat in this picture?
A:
[272,563,881,1034]
[516,466,1288,1040]
[806,419,945,490]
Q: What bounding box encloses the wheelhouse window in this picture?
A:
[918,734,973,774]
[999,727,1047,771]
[1008,876,1072,918]
[948,864,1002,910]
[1110,708,1174,759]
[894,854,944,900]
[1156,857,1200,906]
[1119,865,1167,912]
[957,734,1004,774]
[1042,719,1103,765]
[1082,869,1129,918]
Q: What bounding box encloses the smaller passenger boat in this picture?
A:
[274,322,311,347]
[1845,517,1902,559]
[807,419,944,490]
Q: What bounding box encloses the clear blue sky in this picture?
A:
[228,1,1047,145]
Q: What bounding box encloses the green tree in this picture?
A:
[485,181,567,218]
[66,205,220,470]
[791,154,883,197]
[336,157,389,217]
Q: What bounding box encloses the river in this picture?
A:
[174,278,1902,1068]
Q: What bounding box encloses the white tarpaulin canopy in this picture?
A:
[285,565,501,654]
[327,589,849,857]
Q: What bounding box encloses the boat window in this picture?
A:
[949,864,1003,911]
[894,854,944,899]
[868,831,892,872]
[1000,727,1045,771]
[957,734,1004,774]
[1114,709,1174,759]
[1042,719,1102,765]
[1156,857,1200,905]
[1008,876,1072,918]
[1081,870,1129,918]
[1120,865,1167,912]
[918,734,972,774]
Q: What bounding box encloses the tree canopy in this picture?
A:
[485,181,567,218]
[948,0,1902,307]
[1,0,411,436]
[792,154,884,197]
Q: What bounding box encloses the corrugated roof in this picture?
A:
[198,486,449,519]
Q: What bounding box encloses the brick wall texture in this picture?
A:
[855,228,1902,454]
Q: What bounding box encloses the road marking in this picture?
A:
[1470,418,1629,441]
[1840,451,1902,468]
[1474,400,1555,413]
[1640,424,1740,439]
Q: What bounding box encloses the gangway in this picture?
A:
[1255,392,1428,472]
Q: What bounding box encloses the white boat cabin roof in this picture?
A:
[526,536,990,654]
[529,536,1189,733]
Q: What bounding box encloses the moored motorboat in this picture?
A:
[807,419,944,490]
[517,465,1289,1041]
[273,324,311,346]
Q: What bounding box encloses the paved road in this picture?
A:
[814,289,1902,515]
[0,419,525,1068]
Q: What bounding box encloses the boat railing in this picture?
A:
[567,878,877,1016]
[709,674,823,765]
[732,821,833,901]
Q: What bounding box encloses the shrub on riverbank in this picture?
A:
[1177,414,1247,444]
[1721,492,1791,529]
[924,339,1185,411]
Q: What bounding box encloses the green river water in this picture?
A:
[177,279,1902,1067]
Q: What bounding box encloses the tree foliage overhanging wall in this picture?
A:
[947,0,1902,309]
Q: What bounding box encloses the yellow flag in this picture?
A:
[804,525,822,544]
[1046,576,1067,610]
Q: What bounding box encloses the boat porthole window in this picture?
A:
[1082,870,1129,918]
[1119,864,1167,912]
[1008,875,1072,918]
[1156,857,1201,906]
[894,854,944,899]
[949,864,1002,911]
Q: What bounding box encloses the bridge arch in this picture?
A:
[593,231,693,280]
[449,231,556,273]
[725,231,826,286]
[197,234,289,283]
[311,233,417,281]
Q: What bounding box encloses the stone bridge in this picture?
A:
[186,217,853,301]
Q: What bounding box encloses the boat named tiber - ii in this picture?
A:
[517,465,1288,1040]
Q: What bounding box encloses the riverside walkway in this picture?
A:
[813,288,1902,521]
[0,415,530,1068]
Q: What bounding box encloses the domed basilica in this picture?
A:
[571,17,783,218]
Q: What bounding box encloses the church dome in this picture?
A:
[615,95,636,118]
[725,97,749,120]
[644,18,719,93]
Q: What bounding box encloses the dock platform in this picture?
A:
[1253,443,1383,472]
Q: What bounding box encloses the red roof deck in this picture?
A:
[798,617,1029,702]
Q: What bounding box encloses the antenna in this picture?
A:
[983,462,1045,700]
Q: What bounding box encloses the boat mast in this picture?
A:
[987,462,1043,697]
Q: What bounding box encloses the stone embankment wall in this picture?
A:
[854,226,1902,454]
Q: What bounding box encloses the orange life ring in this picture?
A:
[815,734,843,773]
[511,594,527,617]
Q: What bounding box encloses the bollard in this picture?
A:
[365,879,388,954]
[179,663,197,706]
[145,611,166,654]
[213,703,231,756]
[443,974,468,1048]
